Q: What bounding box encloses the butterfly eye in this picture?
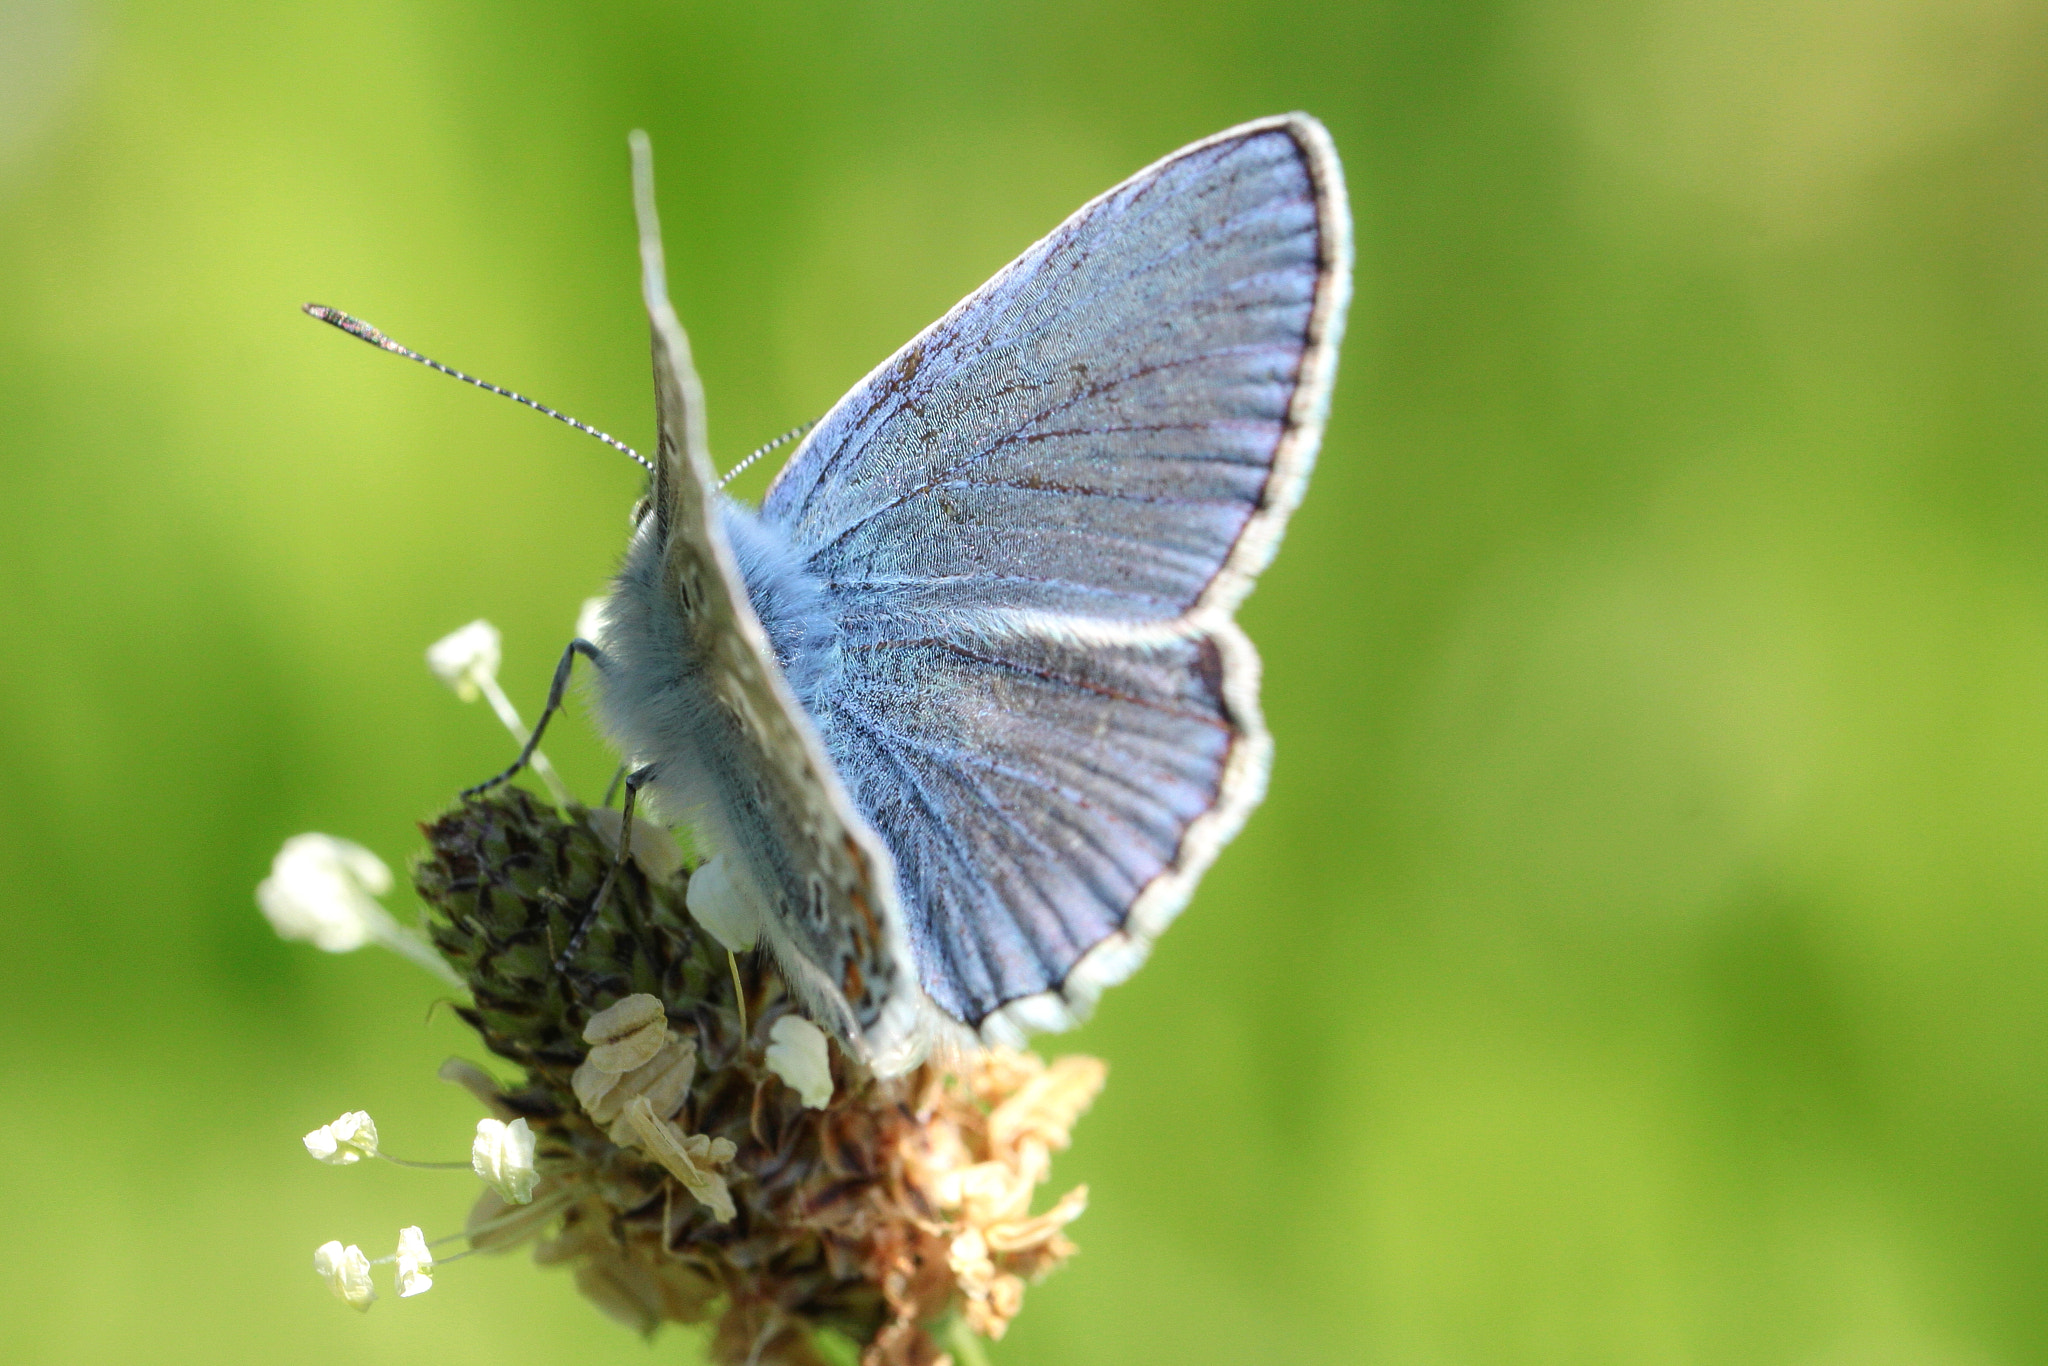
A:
[631,496,652,527]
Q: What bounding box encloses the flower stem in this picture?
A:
[946,1317,994,1366]
[451,1187,576,1246]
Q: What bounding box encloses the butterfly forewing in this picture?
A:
[760,116,1351,1037]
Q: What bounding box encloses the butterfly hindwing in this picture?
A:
[760,115,1351,1037]
[819,619,1257,1037]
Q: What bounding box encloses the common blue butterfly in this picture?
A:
[325,115,1351,1076]
[588,114,1351,1074]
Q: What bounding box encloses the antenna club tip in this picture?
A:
[302,304,394,349]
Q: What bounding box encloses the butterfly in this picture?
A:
[314,115,1351,1074]
[572,114,1354,1073]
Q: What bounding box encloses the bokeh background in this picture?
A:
[5,1,2047,1362]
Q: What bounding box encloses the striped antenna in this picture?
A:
[717,419,816,489]
[302,304,654,474]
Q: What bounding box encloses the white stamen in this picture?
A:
[303,1110,380,1164]
[426,619,571,806]
[256,834,465,988]
[258,835,392,952]
[619,1097,737,1222]
[765,1015,834,1109]
[581,993,667,1044]
[425,619,502,702]
[393,1226,434,1297]
[313,1240,376,1310]
[472,1117,539,1204]
[584,808,684,882]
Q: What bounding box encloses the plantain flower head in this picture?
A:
[291,787,1105,1363]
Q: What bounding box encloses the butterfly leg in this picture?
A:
[553,763,658,973]
[462,637,604,800]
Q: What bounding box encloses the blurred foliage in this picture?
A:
[3,1,2047,1363]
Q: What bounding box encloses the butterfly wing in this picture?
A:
[760,115,1352,1041]
[599,133,924,1072]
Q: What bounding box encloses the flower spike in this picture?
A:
[290,786,1110,1359]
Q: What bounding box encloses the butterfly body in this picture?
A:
[594,115,1351,1073]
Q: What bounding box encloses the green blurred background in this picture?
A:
[4,0,2046,1362]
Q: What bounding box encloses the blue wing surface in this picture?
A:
[820,625,1238,1029]
[758,115,1351,1036]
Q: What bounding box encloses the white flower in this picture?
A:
[575,595,609,646]
[303,1110,380,1164]
[313,1240,376,1310]
[258,835,394,953]
[472,1116,539,1204]
[765,1015,833,1109]
[393,1225,434,1298]
[426,619,502,702]
[683,854,762,952]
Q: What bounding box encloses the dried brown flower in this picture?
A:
[414,788,1104,1365]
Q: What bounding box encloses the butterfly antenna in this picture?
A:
[302,303,655,474]
[717,419,816,489]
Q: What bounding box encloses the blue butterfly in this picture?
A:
[583,115,1353,1071]
[336,115,1351,1073]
